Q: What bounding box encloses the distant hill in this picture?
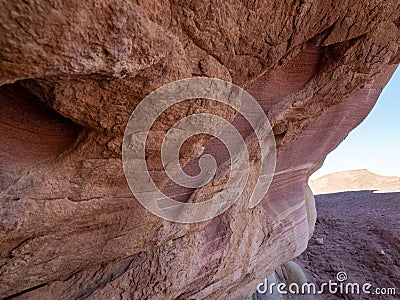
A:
[309,169,400,194]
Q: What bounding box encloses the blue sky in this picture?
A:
[312,66,400,179]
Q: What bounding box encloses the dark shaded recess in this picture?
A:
[0,81,83,168]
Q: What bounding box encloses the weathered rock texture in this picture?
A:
[0,1,399,299]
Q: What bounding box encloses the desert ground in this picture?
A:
[296,170,400,299]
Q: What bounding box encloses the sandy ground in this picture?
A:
[296,190,400,299]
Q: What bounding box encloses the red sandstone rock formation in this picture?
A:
[0,1,399,299]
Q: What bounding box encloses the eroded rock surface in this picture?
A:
[0,1,399,299]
